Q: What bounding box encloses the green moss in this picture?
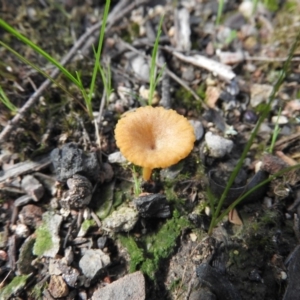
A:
[0,275,30,300]
[33,225,53,257]
[174,86,204,112]
[30,281,48,300]
[119,210,191,279]
[81,219,96,231]
[119,235,145,272]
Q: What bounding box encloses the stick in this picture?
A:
[0,0,149,142]
[118,38,208,109]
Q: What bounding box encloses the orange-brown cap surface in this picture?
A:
[115,106,195,171]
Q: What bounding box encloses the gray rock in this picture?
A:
[205,132,233,158]
[21,175,44,201]
[108,151,127,164]
[92,271,145,300]
[51,143,99,182]
[190,120,204,141]
[127,54,149,82]
[79,249,110,280]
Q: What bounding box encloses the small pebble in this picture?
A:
[19,204,43,228]
[205,132,234,158]
[108,151,127,164]
[79,249,110,280]
[281,271,287,280]
[21,175,44,202]
[48,275,69,298]
[0,250,8,261]
[15,223,30,238]
[243,110,258,124]
[205,206,211,216]
[263,197,273,208]
[97,236,108,249]
[189,120,204,141]
[271,115,288,125]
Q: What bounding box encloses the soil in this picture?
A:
[0,0,300,300]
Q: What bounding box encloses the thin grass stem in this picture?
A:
[0,19,80,87]
[148,15,164,106]
[208,29,300,235]
[87,0,111,117]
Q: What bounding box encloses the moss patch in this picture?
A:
[33,224,53,257]
[119,210,191,279]
[82,219,96,231]
[0,274,30,300]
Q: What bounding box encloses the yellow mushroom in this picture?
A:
[114,106,196,181]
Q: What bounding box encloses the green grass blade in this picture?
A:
[87,0,111,116]
[148,15,164,106]
[268,107,282,153]
[208,29,300,234]
[216,0,224,25]
[0,41,76,100]
[215,164,300,225]
[0,18,80,87]
[0,86,17,113]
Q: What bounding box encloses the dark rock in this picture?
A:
[243,110,258,124]
[60,175,92,209]
[51,143,99,182]
[134,193,171,218]
[283,245,300,300]
[195,263,241,300]
[209,169,268,206]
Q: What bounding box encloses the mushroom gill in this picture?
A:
[115,106,196,181]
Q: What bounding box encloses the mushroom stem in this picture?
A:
[142,167,152,181]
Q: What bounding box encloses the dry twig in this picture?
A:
[0,0,149,142]
[118,39,208,109]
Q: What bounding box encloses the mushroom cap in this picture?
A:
[115,106,196,169]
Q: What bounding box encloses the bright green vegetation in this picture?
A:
[0,86,17,112]
[82,219,96,232]
[33,225,53,257]
[132,166,142,197]
[0,274,30,300]
[119,235,145,273]
[267,108,282,154]
[148,15,165,106]
[119,210,191,279]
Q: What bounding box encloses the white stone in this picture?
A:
[205,132,234,158]
[271,115,288,125]
[108,151,127,164]
[79,249,110,279]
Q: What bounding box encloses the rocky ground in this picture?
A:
[0,0,300,299]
